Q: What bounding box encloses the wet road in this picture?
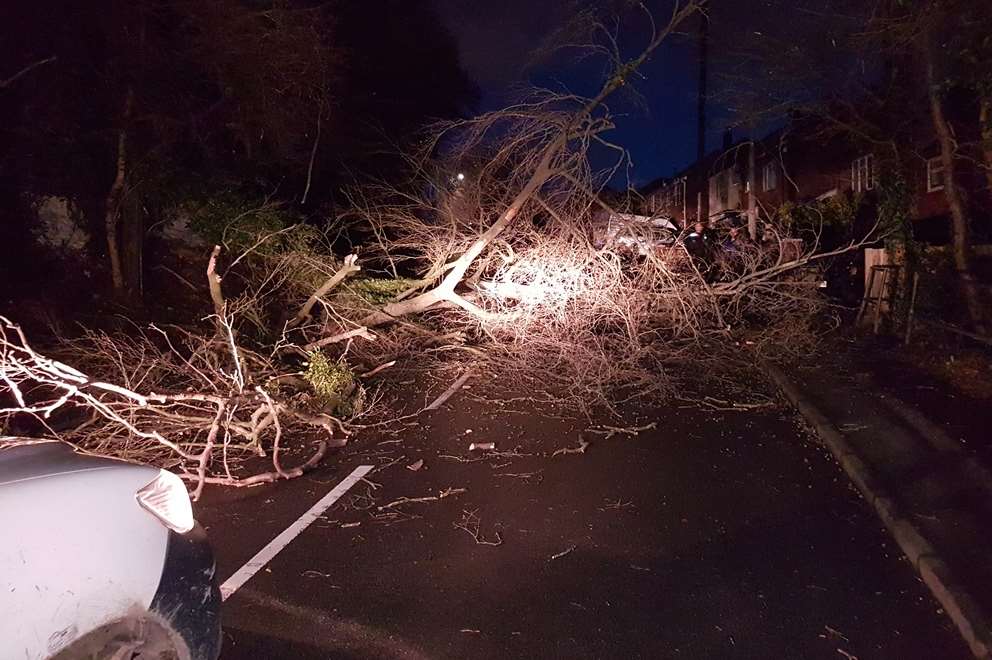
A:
[196,377,968,659]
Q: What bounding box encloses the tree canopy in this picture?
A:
[0,0,476,219]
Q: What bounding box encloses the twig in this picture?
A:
[0,315,338,493]
[453,508,503,546]
[256,386,288,478]
[292,254,360,326]
[360,360,396,379]
[302,327,375,351]
[425,370,473,411]
[438,454,485,463]
[696,396,774,411]
[553,437,590,456]
[152,264,199,292]
[495,470,543,482]
[377,487,466,511]
[550,545,576,560]
[588,422,656,440]
[489,448,534,459]
[221,315,246,392]
[224,224,299,273]
[190,401,226,501]
[301,110,321,205]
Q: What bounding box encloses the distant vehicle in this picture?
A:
[706,209,745,231]
[591,213,682,259]
[0,440,222,660]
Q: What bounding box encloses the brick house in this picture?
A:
[640,116,991,245]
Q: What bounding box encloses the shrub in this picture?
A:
[347,277,418,305]
[303,349,363,416]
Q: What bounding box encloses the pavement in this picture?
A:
[762,343,992,659]
[194,368,970,659]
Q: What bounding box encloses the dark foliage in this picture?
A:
[0,0,476,300]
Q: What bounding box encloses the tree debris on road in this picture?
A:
[377,487,467,511]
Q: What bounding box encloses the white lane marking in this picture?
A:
[220,465,374,601]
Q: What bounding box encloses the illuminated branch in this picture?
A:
[0,316,347,499]
[292,254,361,326]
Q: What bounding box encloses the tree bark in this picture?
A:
[121,192,144,301]
[207,245,226,321]
[926,50,985,330]
[104,90,133,296]
[980,97,992,196]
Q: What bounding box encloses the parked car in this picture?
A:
[591,212,682,259]
[0,440,222,660]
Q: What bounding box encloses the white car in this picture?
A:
[0,440,222,660]
[591,212,681,257]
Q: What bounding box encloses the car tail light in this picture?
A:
[136,470,195,534]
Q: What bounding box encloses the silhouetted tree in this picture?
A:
[0,0,474,302]
[710,0,990,329]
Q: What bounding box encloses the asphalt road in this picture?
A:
[195,373,969,659]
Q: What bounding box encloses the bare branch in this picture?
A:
[0,56,56,89]
[292,254,361,326]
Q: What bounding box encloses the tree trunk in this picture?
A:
[980,97,992,196]
[301,111,322,206]
[121,192,143,300]
[926,53,985,330]
[104,90,133,296]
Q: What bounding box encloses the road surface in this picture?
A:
[196,374,968,659]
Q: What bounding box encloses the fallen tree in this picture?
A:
[0,293,355,500]
[1,0,887,490]
[333,1,885,407]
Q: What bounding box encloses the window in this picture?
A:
[673,178,685,209]
[762,161,778,191]
[852,154,874,192]
[716,171,730,207]
[926,157,945,192]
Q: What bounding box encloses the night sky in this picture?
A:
[430,0,734,189]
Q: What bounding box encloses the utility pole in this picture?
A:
[696,12,708,162]
[747,138,757,240]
